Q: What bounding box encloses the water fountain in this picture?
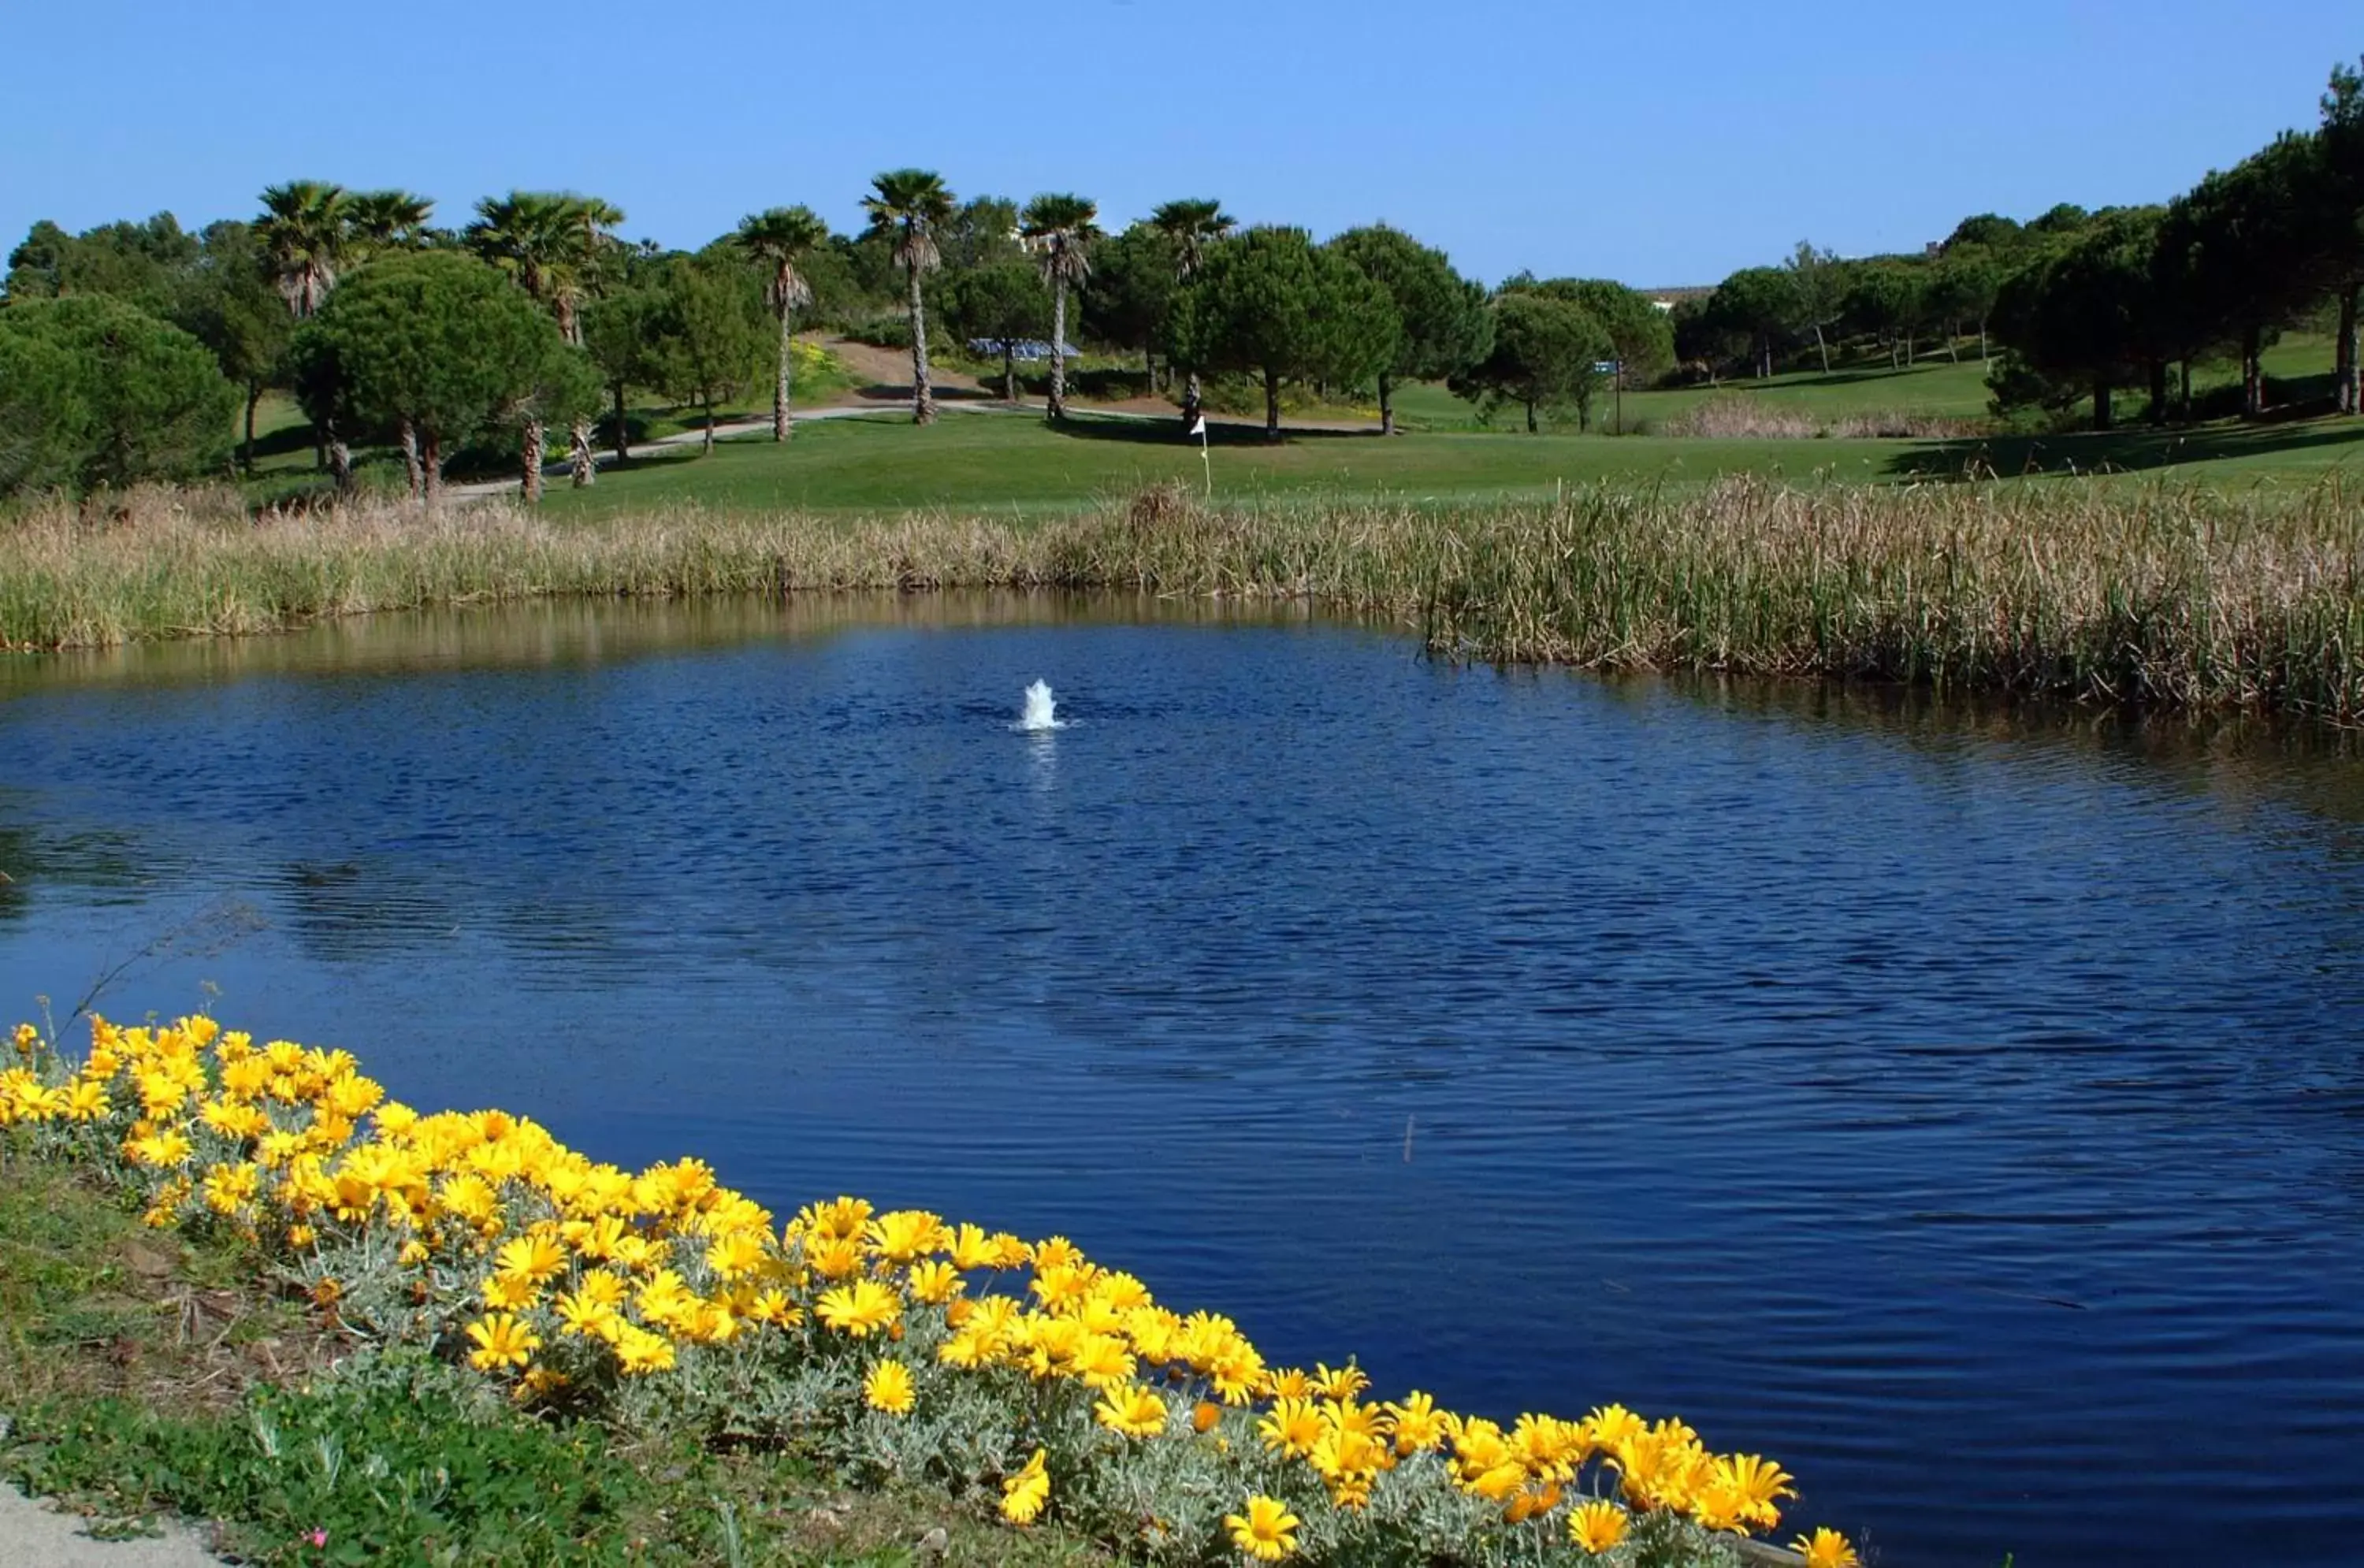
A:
[1018,679,1061,732]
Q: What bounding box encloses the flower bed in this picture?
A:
[1,1014,1859,1568]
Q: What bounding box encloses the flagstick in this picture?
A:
[1199,422,1211,497]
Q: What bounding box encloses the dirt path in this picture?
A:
[0,1484,225,1567]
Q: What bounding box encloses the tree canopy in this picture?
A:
[1165,227,1399,438]
[1329,226,1490,434]
[0,294,235,491]
[294,250,562,500]
[1449,292,1612,432]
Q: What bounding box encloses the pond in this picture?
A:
[3,594,2362,1566]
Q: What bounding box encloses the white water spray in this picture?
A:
[1018,679,1061,732]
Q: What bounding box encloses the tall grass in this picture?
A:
[5,477,2362,718]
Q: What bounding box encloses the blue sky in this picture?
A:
[7,2,2357,286]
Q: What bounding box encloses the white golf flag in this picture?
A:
[1187,414,1206,437]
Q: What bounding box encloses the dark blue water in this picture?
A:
[5,595,2363,1566]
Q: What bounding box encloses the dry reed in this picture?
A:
[1659,395,1983,441]
[4,477,2360,719]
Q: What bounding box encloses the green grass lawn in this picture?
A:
[533,410,1927,519]
[237,330,2364,519]
[532,399,2364,521]
[1390,333,2348,435]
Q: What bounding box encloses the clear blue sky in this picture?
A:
[8,1,2358,287]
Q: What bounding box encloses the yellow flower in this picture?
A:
[1095,1384,1167,1439]
[948,1222,1000,1271]
[705,1228,771,1280]
[864,1358,916,1416]
[464,1313,541,1372]
[555,1290,624,1342]
[1570,1500,1630,1554]
[1504,1481,1563,1524]
[1223,1496,1300,1562]
[747,1288,801,1328]
[62,1078,111,1122]
[481,1272,538,1311]
[794,1195,873,1242]
[1583,1403,1645,1455]
[906,1259,963,1304]
[1310,1362,1367,1402]
[1793,1527,1860,1568]
[612,1323,676,1375]
[1030,1235,1084,1273]
[1000,1449,1050,1526]
[201,1161,258,1215]
[806,1235,866,1280]
[1265,1367,1314,1401]
[1192,1400,1225,1434]
[1071,1332,1136,1390]
[1385,1391,1451,1455]
[816,1279,901,1338]
[494,1232,569,1286]
[127,1128,193,1168]
[1708,1452,1796,1530]
[1258,1399,1325,1458]
[866,1209,949,1261]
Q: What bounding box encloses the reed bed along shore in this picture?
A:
[5,477,2362,719]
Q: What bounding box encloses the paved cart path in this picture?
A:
[0,1484,225,1567]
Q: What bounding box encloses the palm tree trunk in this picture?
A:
[400,418,423,500]
[773,309,794,440]
[570,420,596,487]
[1379,373,1396,437]
[2243,323,2264,417]
[2338,284,2359,416]
[1812,323,1830,373]
[326,418,353,496]
[907,266,937,425]
[1049,278,1069,422]
[704,398,717,455]
[422,435,443,508]
[1263,368,1281,440]
[611,384,630,463]
[241,386,262,476]
[522,418,545,504]
[1003,347,1018,403]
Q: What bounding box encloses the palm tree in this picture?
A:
[559,198,626,485]
[256,180,351,318]
[346,190,435,256]
[861,169,956,425]
[1020,195,1102,422]
[467,192,619,496]
[1150,198,1235,281]
[1150,199,1235,411]
[257,180,354,489]
[734,206,831,440]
